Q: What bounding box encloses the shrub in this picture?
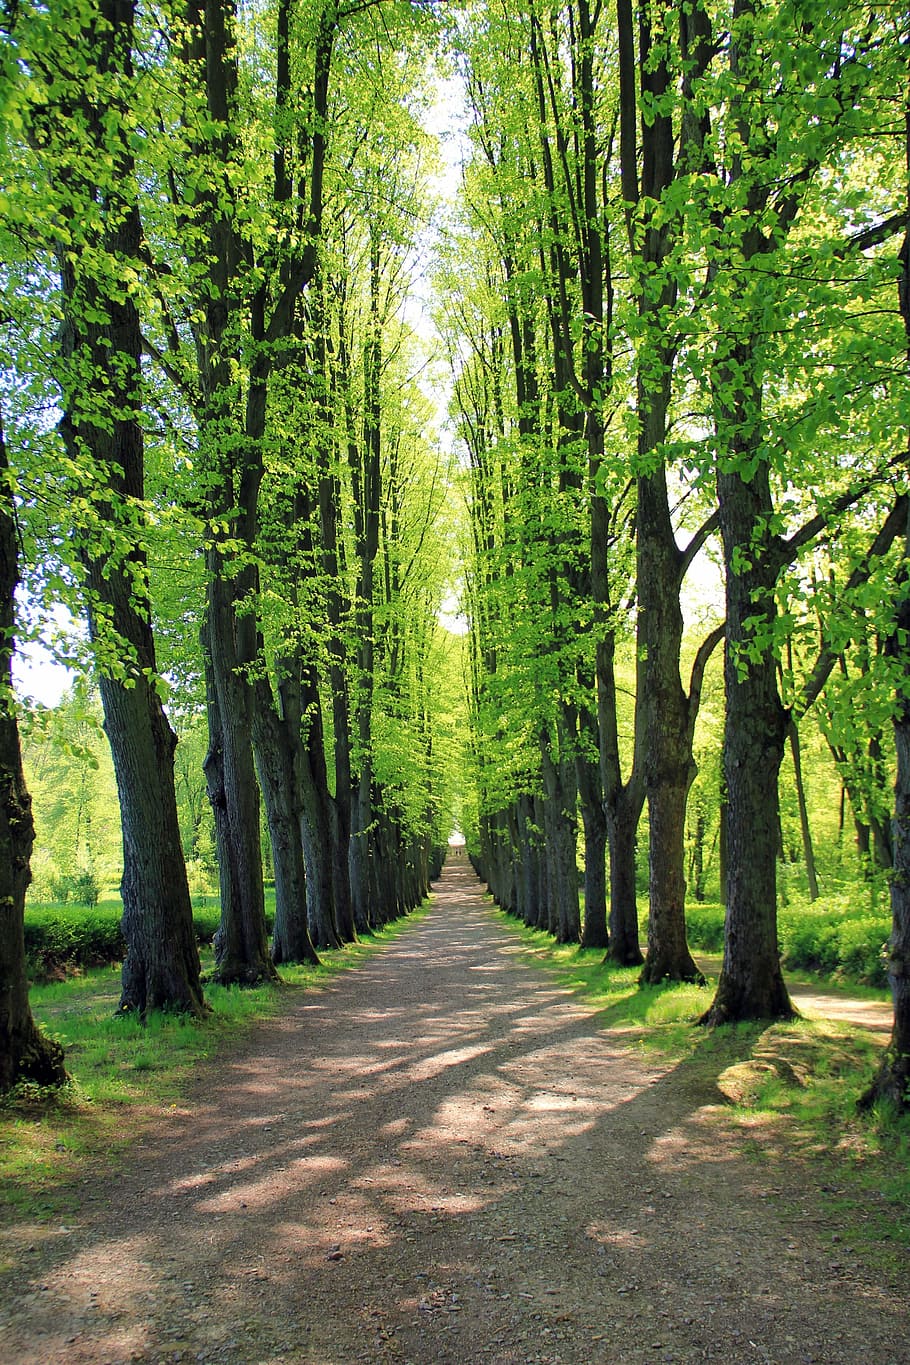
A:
[682,902,726,952]
[24,904,124,975]
[682,890,890,989]
[47,870,101,907]
[832,917,889,988]
[24,897,277,977]
[191,901,222,944]
[779,916,840,976]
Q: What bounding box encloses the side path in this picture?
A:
[0,861,904,1364]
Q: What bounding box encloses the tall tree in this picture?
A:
[698,0,904,1022]
[0,414,67,1089]
[10,0,205,1015]
[617,0,721,983]
[861,72,910,1111]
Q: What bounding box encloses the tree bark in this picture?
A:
[203,645,275,985]
[605,785,645,966]
[540,733,580,943]
[577,686,609,948]
[788,720,820,902]
[700,457,795,1024]
[251,681,318,966]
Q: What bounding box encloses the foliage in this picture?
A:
[19,684,122,900]
[685,896,891,989]
[22,896,277,979]
[47,870,100,908]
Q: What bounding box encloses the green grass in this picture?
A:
[0,902,430,1223]
[497,905,909,1279]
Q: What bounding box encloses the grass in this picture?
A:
[0,903,430,1224]
[497,906,910,1280]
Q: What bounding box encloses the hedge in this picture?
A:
[683,897,891,988]
[23,900,274,978]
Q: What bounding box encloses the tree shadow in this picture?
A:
[0,864,904,1364]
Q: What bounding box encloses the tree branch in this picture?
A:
[795,492,909,720]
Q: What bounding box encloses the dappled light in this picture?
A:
[0,862,904,1364]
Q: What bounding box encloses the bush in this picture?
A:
[24,897,277,976]
[48,870,101,907]
[831,916,889,988]
[682,902,726,952]
[683,892,890,989]
[191,900,222,944]
[24,903,125,976]
[779,915,841,976]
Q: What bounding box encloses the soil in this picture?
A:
[0,857,905,1365]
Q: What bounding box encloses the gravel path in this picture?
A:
[0,858,905,1364]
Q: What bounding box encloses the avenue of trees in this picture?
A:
[0,0,908,1113]
[438,0,910,1107]
[1,0,462,1083]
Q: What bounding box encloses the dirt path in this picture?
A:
[0,860,905,1365]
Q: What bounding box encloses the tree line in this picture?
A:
[0,0,461,1087]
[437,0,909,1109]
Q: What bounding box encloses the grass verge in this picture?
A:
[0,903,431,1226]
[497,909,909,1282]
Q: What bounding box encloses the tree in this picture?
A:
[697,0,905,1023]
[0,412,67,1089]
[8,0,205,1015]
[617,0,722,983]
[860,78,910,1110]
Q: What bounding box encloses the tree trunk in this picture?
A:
[102,670,207,1015]
[203,641,276,985]
[637,467,701,985]
[577,696,609,948]
[788,720,820,902]
[300,701,342,951]
[320,548,355,939]
[516,793,539,928]
[701,461,795,1024]
[51,0,204,1015]
[251,684,318,966]
[641,779,702,984]
[0,419,67,1090]
[540,734,580,943]
[605,786,645,966]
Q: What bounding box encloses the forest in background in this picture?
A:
[0,0,908,1109]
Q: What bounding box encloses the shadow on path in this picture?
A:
[0,859,904,1364]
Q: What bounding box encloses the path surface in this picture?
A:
[0,861,905,1364]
